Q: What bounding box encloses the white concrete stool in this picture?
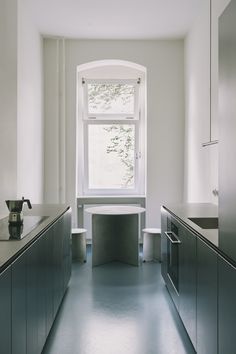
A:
[142,228,161,262]
[71,228,87,262]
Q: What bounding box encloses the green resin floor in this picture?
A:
[43,251,195,354]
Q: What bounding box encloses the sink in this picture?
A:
[188,217,218,229]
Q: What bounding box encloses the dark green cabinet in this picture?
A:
[196,238,217,354]
[179,227,197,350]
[26,237,41,354]
[52,217,64,316]
[12,252,27,354]
[0,266,11,354]
[0,208,71,354]
[45,226,54,336]
[63,210,72,291]
[218,255,236,354]
[161,206,236,354]
[37,235,47,352]
[26,211,71,354]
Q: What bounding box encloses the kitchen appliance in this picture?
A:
[0,215,49,240]
[161,208,182,308]
[5,197,32,225]
[165,221,181,293]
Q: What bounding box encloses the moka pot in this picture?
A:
[5,197,32,224]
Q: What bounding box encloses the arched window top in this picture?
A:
[77,59,146,75]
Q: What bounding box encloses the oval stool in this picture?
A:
[71,228,87,262]
[142,228,161,262]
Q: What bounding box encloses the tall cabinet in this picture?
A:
[219,0,236,260]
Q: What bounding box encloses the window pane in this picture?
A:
[88,83,135,114]
[88,124,135,189]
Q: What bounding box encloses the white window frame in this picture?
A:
[83,79,140,121]
[83,120,140,195]
[77,75,145,197]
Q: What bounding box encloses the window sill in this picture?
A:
[77,195,146,199]
[77,195,146,207]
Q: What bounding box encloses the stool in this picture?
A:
[142,228,161,262]
[71,228,87,262]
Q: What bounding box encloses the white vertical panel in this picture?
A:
[43,38,60,203]
[0,0,17,214]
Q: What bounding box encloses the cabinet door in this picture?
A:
[12,252,27,354]
[179,227,197,350]
[62,210,72,291]
[37,235,47,352]
[53,216,64,316]
[197,238,217,354]
[0,266,11,354]
[218,256,236,353]
[45,226,54,335]
[27,239,40,354]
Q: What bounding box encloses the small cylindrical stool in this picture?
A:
[72,228,87,262]
[142,228,161,262]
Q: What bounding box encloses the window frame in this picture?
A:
[83,119,140,195]
[83,78,140,121]
[77,75,145,197]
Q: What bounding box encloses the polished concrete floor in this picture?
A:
[43,249,195,354]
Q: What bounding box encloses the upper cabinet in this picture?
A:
[199,0,231,146]
[210,0,231,144]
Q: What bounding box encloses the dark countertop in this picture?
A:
[0,204,70,272]
[163,202,219,247]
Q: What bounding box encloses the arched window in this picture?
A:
[76,60,146,196]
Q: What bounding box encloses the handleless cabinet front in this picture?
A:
[218,255,236,354]
[27,237,41,354]
[179,227,197,350]
[0,266,11,354]
[196,238,217,354]
[12,252,27,354]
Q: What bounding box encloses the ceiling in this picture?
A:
[30,0,205,39]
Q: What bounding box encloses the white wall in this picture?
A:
[17,0,44,203]
[44,39,185,227]
[0,0,17,214]
[0,0,43,215]
[184,0,230,204]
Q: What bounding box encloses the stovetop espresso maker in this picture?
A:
[5,197,32,224]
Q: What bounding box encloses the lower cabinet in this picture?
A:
[196,238,217,354]
[27,236,42,354]
[161,207,236,354]
[179,227,197,350]
[0,208,71,354]
[218,255,236,354]
[0,266,11,354]
[63,210,72,292]
[45,226,54,336]
[12,252,27,354]
[52,217,64,317]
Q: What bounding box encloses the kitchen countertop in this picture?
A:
[163,202,219,248]
[0,204,70,272]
